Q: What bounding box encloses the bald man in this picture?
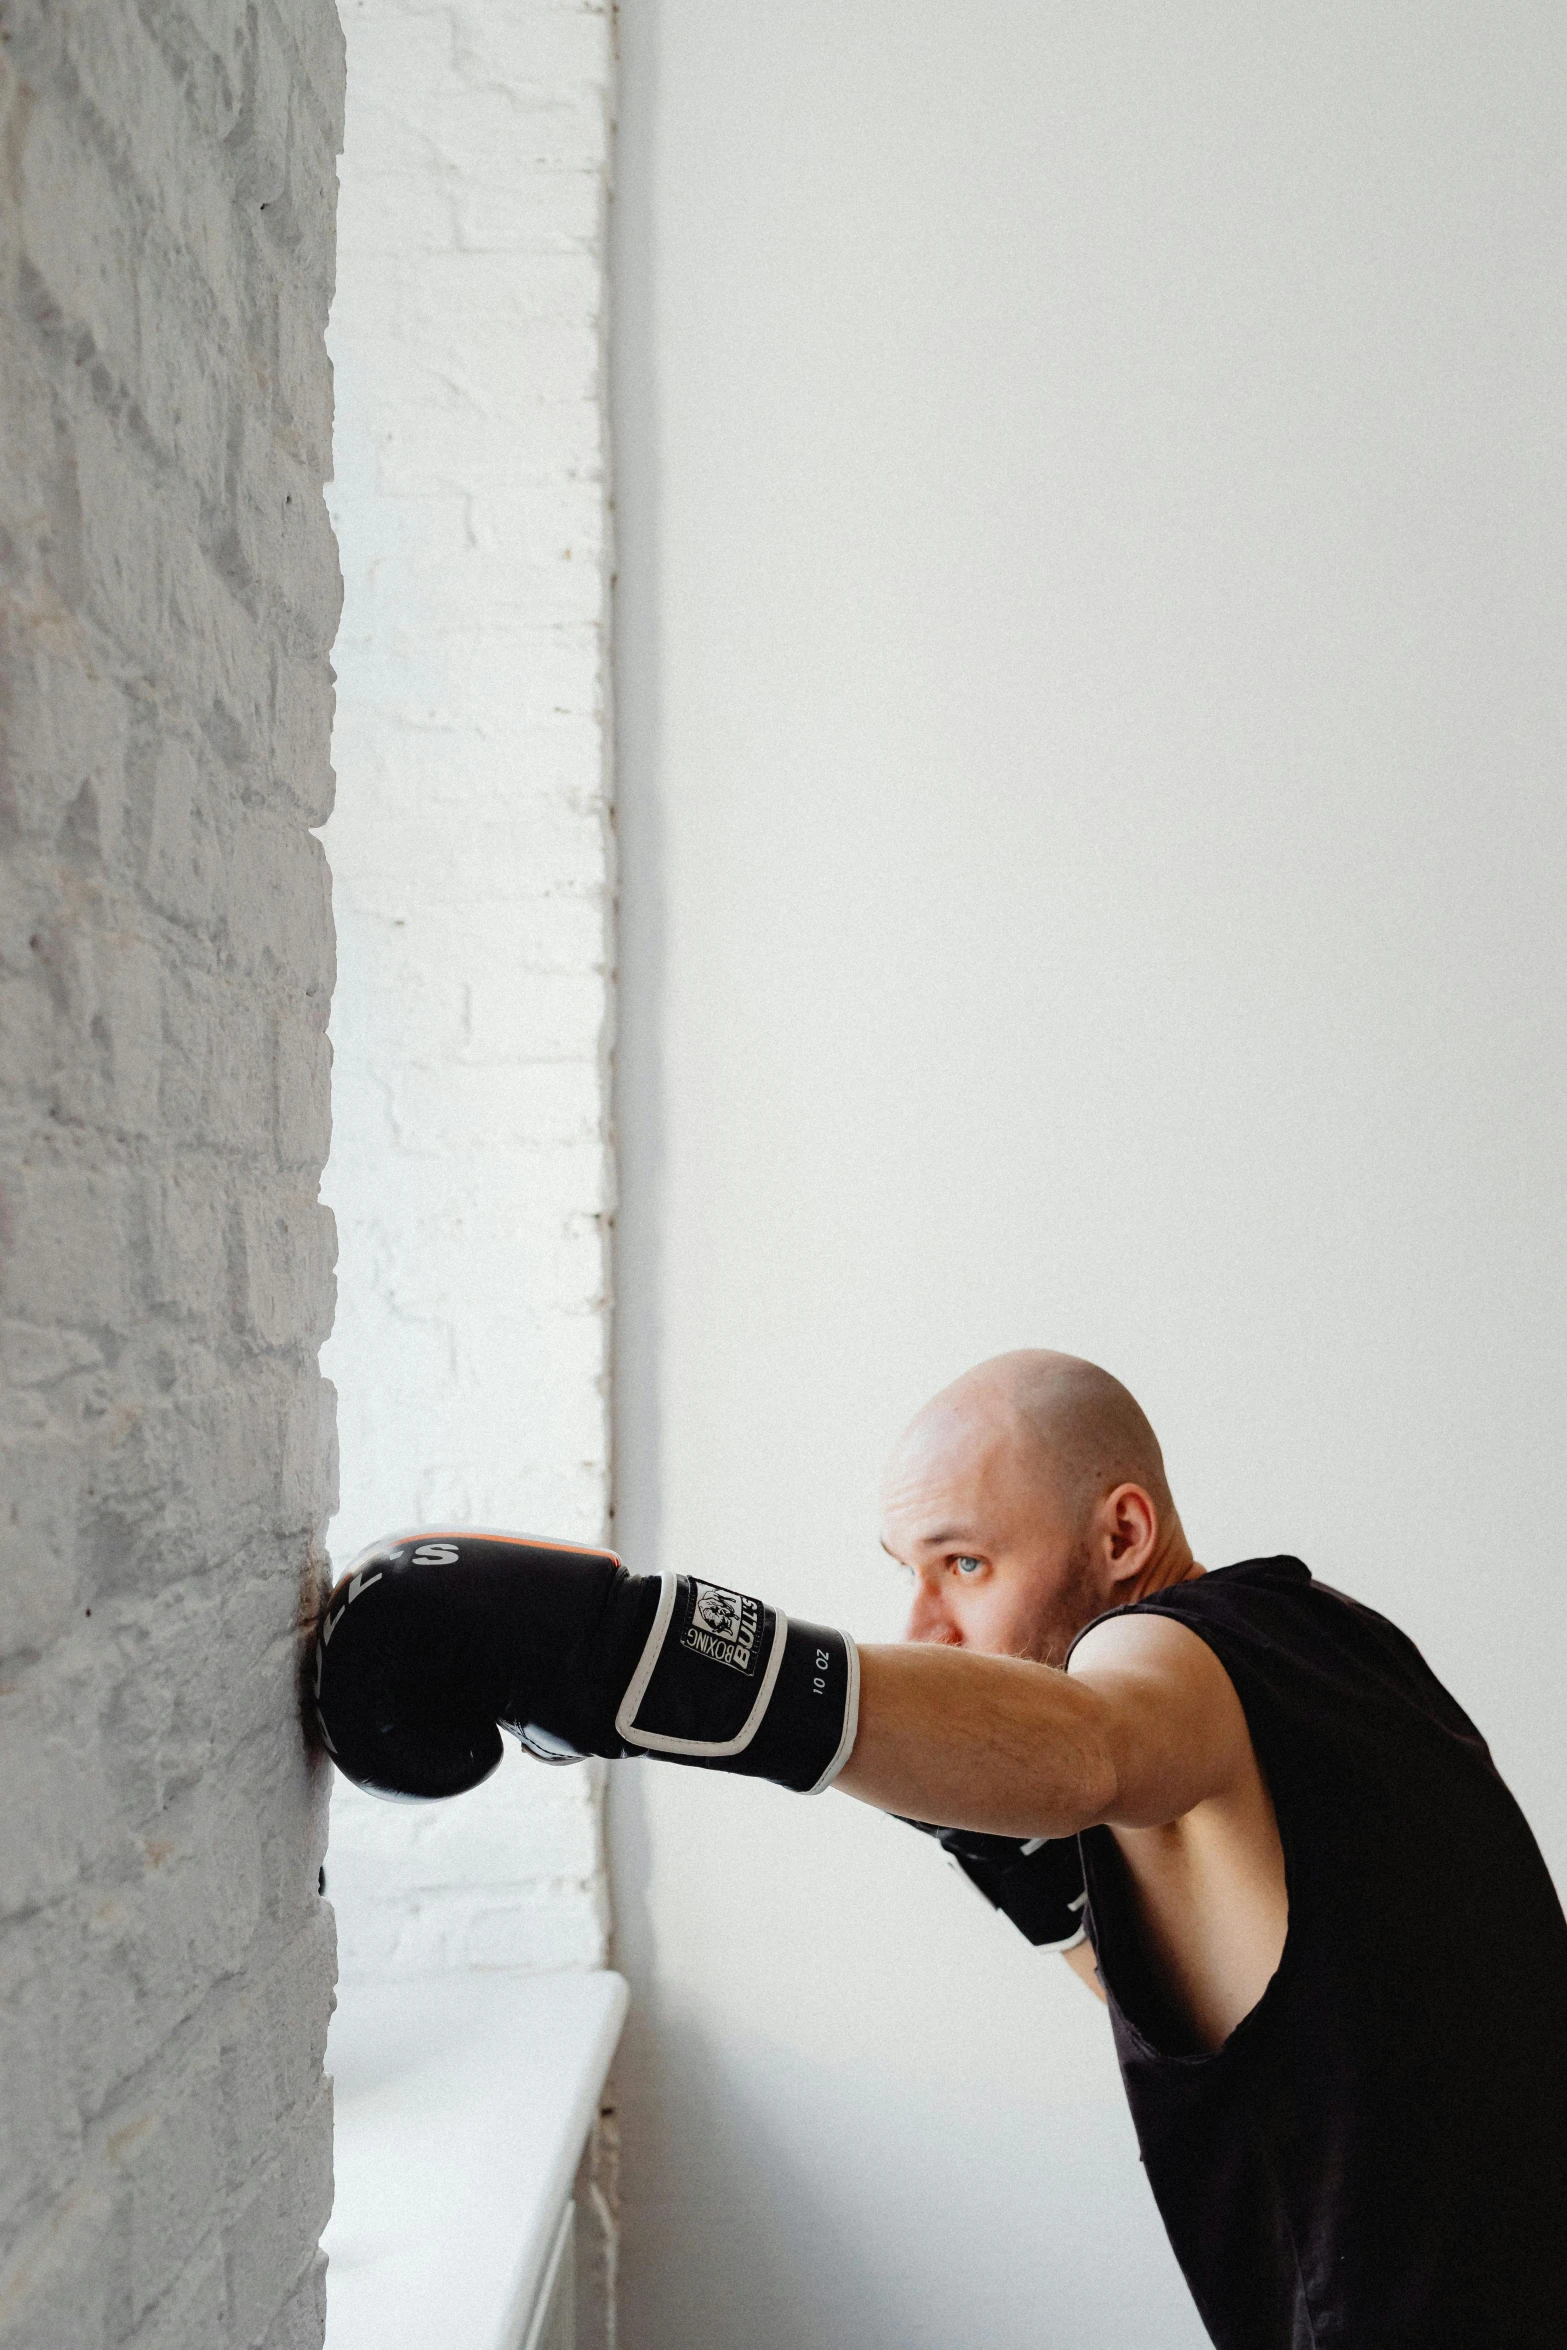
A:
[847,1351,1567,2346]
[313,1351,1567,2350]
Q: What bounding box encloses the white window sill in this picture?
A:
[323,1970,628,2350]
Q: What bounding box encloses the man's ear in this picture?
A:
[1101,1483,1159,1584]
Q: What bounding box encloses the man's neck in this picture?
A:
[1128,1536,1203,1607]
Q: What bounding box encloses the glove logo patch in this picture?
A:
[682,1582,761,1676]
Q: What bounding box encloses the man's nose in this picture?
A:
[904,1579,960,1645]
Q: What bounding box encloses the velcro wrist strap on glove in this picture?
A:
[900,1817,1088,1951]
[616,1573,860,1796]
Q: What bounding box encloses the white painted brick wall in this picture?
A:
[0,0,343,2343]
[322,0,616,1984]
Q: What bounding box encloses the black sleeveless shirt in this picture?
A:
[1073,1558,1567,2349]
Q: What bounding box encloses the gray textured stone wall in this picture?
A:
[0,0,343,2341]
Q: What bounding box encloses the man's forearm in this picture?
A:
[834,1644,1117,1838]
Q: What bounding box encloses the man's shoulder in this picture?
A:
[1067,1556,1315,1664]
[1091,1556,1479,1757]
[1068,1603,1234,1682]
[1066,1587,1282,1832]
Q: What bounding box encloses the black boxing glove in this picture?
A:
[898,1817,1088,1951]
[310,1529,860,1804]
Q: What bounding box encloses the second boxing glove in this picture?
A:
[310,1528,860,1805]
[897,1815,1088,1950]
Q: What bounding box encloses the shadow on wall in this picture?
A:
[605,1759,870,2350]
[608,0,667,1612]
[605,1953,1188,2349]
[606,1763,1202,2350]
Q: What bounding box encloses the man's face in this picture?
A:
[879,1414,1104,1667]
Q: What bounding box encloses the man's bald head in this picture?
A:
[881,1352,1191,1662]
[903,1350,1176,1536]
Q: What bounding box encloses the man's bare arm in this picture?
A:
[834,1615,1254,1839]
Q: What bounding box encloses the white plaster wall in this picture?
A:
[321,0,617,1984]
[609,5,1567,2346]
[0,0,343,2341]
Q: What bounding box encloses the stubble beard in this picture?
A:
[1013,1536,1103,1670]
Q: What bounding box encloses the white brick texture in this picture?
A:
[322,0,616,1983]
[0,0,343,2345]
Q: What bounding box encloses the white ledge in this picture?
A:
[324,1969,628,2350]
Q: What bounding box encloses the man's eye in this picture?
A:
[953,1556,984,1576]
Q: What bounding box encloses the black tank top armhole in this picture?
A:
[1069,1577,1304,2063]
